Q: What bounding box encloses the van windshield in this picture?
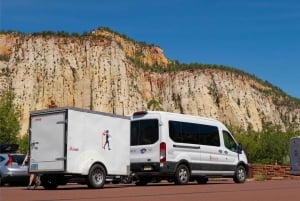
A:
[131,119,159,146]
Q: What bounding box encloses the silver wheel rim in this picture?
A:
[237,168,245,181]
[93,169,104,185]
[179,168,188,183]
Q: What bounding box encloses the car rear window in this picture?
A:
[11,155,25,165]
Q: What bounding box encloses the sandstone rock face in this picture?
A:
[0,31,299,135]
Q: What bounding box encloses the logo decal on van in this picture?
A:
[140,148,147,154]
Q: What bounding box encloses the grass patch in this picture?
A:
[254,174,266,181]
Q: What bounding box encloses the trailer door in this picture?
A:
[29,112,66,172]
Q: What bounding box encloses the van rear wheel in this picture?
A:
[233,165,246,183]
[174,164,190,185]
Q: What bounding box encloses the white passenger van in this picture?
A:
[130,111,248,185]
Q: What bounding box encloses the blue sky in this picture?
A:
[1,0,300,98]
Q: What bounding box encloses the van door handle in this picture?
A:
[224,151,228,154]
[218,149,223,153]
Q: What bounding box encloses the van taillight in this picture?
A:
[5,154,13,166]
[160,142,166,163]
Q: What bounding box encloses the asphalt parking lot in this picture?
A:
[2,179,300,201]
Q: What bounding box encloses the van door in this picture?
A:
[197,125,231,175]
[168,120,201,167]
[219,130,240,168]
[29,112,66,172]
[130,117,160,170]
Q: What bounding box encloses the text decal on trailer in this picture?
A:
[69,146,79,151]
[35,117,42,122]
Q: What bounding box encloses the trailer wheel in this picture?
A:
[87,164,106,188]
[233,165,246,183]
[41,175,59,190]
[174,164,190,185]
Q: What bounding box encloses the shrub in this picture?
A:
[231,123,297,165]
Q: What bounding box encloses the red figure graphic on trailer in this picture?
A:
[102,130,111,150]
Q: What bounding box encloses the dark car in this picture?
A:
[0,144,29,186]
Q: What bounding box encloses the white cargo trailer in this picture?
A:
[290,136,300,175]
[28,107,130,189]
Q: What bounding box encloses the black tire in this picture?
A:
[233,165,246,183]
[87,164,106,188]
[196,177,208,184]
[41,175,59,190]
[174,164,190,185]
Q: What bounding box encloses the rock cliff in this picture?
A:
[0,28,299,135]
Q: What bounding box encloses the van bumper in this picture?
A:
[130,162,177,177]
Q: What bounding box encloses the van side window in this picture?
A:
[223,131,237,152]
[131,119,159,146]
[199,124,220,147]
[169,121,220,146]
[169,121,199,144]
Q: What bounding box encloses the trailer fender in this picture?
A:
[76,151,106,175]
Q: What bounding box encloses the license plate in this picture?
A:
[143,166,153,171]
[31,163,38,170]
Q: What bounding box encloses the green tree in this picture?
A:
[18,133,29,154]
[232,123,297,165]
[0,91,21,144]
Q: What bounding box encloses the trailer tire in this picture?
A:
[174,164,190,185]
[87,164,106,189]
[41,175,59,190]
[233,165,246,183]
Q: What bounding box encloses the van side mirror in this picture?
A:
[237,144,243,154]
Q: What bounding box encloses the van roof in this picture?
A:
[132,111,228,130]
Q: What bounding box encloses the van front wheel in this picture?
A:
[233,165,246,183]
[174,164,190,185]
